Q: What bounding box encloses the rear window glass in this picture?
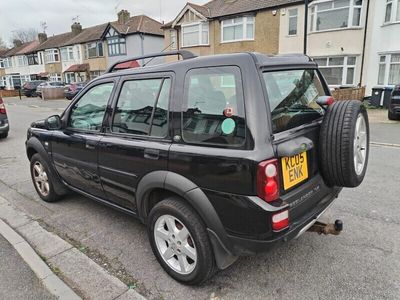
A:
[263,69,326,134]
[182,66,246,146]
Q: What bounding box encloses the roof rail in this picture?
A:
[106,50,197,73]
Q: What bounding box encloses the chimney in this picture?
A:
[71,22,83,35]
[38,33,47,44]
[117,9,130,25]
[13,39,23,47]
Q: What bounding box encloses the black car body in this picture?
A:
[388,84,400,120]
[22,80,46,97]
[64,82,86,100]
[25,51,369,284]
[0,97,9,138]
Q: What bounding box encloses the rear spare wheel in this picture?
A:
[319,100,369,187]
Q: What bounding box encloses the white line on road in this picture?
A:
[370,141,400,149]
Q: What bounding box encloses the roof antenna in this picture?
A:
[72,15,80,23]
[40,21,48,33]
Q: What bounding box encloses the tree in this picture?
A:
[10,28,38,44]
[0,37,7,49]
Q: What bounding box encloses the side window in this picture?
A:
[68,82,114,131]
[182,66,246,146]
[112,78,170,137]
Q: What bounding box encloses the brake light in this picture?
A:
[257,159,280,202]
[0,98,6,114]
[272,210,289,231]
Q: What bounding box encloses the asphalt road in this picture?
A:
[0,235,56,300]
[0,98,399,299]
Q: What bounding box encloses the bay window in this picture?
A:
[3,58,12,68]
[378,54,400,85]
[182,22,209,47]
[45,49,60,63]
[221,16,254,42]
[310,0,363,32]
[384,0,400,23]
[85,42,104,59]
[17,55,28,66]
[27,53,38,65]
[107,37,126,56]
[314,56,356,86]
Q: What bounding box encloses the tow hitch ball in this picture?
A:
[308,219,343,235]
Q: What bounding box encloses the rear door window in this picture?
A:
[112,78,170,137]
[263,69,326,134]
[182,66,246,146]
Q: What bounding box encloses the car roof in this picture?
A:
[97,52,317,81]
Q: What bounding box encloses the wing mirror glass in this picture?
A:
[45,115,62,130]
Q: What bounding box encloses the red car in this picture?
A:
[0,97,9,138]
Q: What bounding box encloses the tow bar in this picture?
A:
[307,219,343,235]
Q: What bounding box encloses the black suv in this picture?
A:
[388,84,400,120]
[26,51,369,285]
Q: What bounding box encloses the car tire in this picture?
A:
[319,100,369,187]
[30,153,63,202]
[388,110,400,120]
[147,197,216,285]
[0,132,8,139]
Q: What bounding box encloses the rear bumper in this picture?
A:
[225,189,340,255]
[0,119,9,133]
[389,104,400,114]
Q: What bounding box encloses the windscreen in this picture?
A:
[263,69,326,134]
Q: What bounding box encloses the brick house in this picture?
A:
[162,0,302,57]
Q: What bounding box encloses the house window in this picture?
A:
[61,47,74,61]
[314,56,357,86]
[107,37,126,56]
[182,22,209,47]
[3,58,12,68]
[65,73,76,84]
[38,52,44,65]
[17,56,28,66]
[310,0,363,32]
[170,30,177,49]
[49,73,62,82]
[85,42,104,59]
[89,70,102,79]
[45,49,60,63]
[378,53,400,85]
[221,16,254,42]
[384,0,400,23]
[27,54,38,65]
[288,9,298,35]
[0,60,3,68]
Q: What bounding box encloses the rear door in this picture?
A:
[98,74,172,210]
[262,68,333,217]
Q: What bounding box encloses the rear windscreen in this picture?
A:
[263,69,326,134]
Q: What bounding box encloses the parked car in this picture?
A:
[64,82,87,100]
[0,97,9,138]
[26,51,370,285]
[388,84,400,120]
[36,82,65,98]
[22,80,46,97]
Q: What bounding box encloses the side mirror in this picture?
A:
[45,115,62,130]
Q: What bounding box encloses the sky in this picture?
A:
[0,0,208,47]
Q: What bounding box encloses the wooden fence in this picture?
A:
[331,86,365,101]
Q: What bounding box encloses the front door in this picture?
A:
[98,76,172,210]
[51,81,116,198]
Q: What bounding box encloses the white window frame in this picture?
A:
[314,56,357,86]
[17,55,28,67]
[288,8,298,36]
[309,0,363,32]
[45,49,60,63]
[0,59,4,68]
[181,22,209,47]
[378,53,400,85]
[221,16,255,43]
[49,73,62,82]
[61,46,74,62]
[170,30,177,49]
[85,42,104,59]
[384,0,400,24]
[3,57,12,68]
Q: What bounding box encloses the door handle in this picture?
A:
[85,142,96,150]
[144,149,159,160]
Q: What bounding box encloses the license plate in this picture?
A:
[281,152,308,190]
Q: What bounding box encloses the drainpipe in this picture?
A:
[303,0,309,55]
[140,33,145,65]
[360,0,370,86]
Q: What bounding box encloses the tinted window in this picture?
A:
[182,67,245,146]
[68,82,114,131]
[263,69,325,134]
[112,78,170,137]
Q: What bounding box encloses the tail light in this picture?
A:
[0,98,6,114]
[272,210,289,231]
[257,159,280,202]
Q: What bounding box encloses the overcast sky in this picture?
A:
[0,0,208,46]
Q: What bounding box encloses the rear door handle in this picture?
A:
[85,142,96,150]
[144,149,159,160]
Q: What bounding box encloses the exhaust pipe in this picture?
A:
[307,219,343,235]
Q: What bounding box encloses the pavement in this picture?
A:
[1,96,400,300]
